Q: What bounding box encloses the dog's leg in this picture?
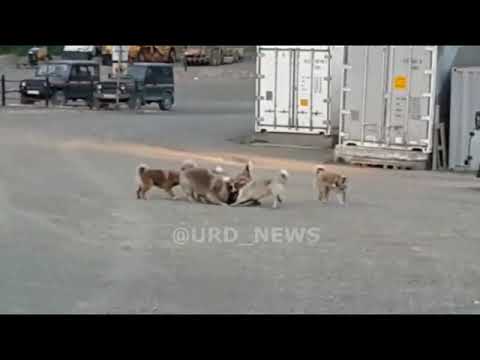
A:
[244,199,261,207]
[136,186,142,200]
[318,188,324,201]
[141,180,153,200]
[272,197,279,209]
[322,186,330,203]
[231,196,254,207]
[336,189,346,205]
[180,184,196,202]
[166,188,177,200]
[205,192,228,206]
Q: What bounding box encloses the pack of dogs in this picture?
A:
[136,160,348,208]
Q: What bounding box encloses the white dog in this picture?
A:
[231,169,289,209]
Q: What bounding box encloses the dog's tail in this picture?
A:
[180,159,198,172]
[279,169,289,183]
[136,163,149,185]
[314,165,325,174]
[245,160,253,178]
[212,165,225,175]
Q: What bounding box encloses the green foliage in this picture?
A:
[0,46,64,56]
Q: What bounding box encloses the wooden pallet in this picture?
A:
[334,145,430,170]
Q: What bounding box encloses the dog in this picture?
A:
[179,163,234,206]
[135,163,180,200]
[313,165,347,205]
[231,169,289,209]
[211,161,255,205]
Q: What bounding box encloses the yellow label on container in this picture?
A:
[300,99,309,107]
[394,76,408,90]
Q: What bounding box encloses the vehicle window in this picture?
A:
[127,65,147,81]
[88,65,98,78]
[35,64,69,78]
[151,66,173,84]
[144,68,155,84]
[70,65,92,81]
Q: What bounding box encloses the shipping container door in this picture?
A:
[387,46,436,150]
[257,48,293,128]
[294,49,330,131]
[341,46,388,144]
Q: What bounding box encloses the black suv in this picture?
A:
[93,63,175,111]
[19,60,100,107]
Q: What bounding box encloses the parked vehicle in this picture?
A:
[62,46,98,60]
[184,46,224,66]
[183,46,243,66]
[19,60,100,107]
[128,46,176,63]
[93,62,175,111]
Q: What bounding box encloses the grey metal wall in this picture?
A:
[329,46,344,135]
[339,46,437,152]
[449,67,480,170]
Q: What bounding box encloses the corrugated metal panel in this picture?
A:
[339,46,437,153]
[449,67,480,170]
[255,46,335,135]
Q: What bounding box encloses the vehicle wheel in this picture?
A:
[159,94,173,111]
[20,94,33,105]
[128,96,142,111]
[51,91,67,106]
[92,98,103,110]
[168,49,176,63]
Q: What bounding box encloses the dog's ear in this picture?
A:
[315,165,325,174]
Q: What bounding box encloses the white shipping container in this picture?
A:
[449,67,480,170]
[255,46,333,135]
[339,46,438,153]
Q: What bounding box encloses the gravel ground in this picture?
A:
[1,58,480,314]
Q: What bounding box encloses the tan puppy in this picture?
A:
[136,164,180,200]
[313,165,347,205]
[179,164,233,206]
[231,169,289,209]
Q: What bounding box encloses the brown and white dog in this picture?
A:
[231,169,289,209]
[179,161,234,206]
[135,163,180,200]
[212,161,254,205]
[313,165,347,205]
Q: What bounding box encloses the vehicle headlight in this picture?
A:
[97,84,102,91]
[21,81,26,87]
[120,84,126,92]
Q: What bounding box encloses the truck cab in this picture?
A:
[19,60,100,107]
[93,62,175,111]
[62,46,98,60]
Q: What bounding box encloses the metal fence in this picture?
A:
[1,74,99,109]
[1,74,52,108]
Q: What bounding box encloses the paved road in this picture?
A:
[1,61,480,313]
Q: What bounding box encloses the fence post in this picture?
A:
[1,74,5,107]
[45,76,50,108]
